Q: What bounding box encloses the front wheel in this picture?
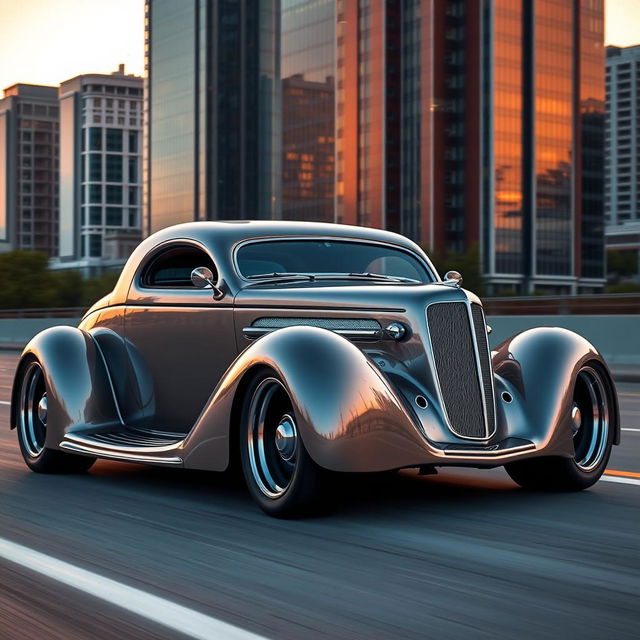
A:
[505,363,615,491]
[16,357,96,474]
[239,369,326,518]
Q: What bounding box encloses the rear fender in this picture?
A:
[10,326,122,448]
[182,326,426,472]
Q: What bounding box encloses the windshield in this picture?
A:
[235,239,433,282]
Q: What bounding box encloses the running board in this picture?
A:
[60,430,185,465]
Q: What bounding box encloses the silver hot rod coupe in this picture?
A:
[11,221,619,517]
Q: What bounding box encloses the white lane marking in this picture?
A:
[0,400,9,405]
[601,475,640,486]
[622,427,640,432]
[0,537,268,640]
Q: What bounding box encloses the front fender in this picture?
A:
[10,326,122,448]
[182,326,426,472]
[492,327,620,454]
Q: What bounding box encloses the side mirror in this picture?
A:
[191,266,225,299]
[443,270,463,287]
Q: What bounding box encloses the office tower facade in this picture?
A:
[0,84,59,256]
[605,44,640,275]
[281,0,336,222]
[145,0,280,234]
[56,67,143,273]
[331,0,605,294]
[145,0,605,293]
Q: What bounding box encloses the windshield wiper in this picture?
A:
[314,272,419,283]
[246,272,316,281]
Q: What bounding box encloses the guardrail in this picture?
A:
[482,294,640,315]
[0,307,87,319]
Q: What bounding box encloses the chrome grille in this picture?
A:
[471,303,496,435]
[427,302,494,439]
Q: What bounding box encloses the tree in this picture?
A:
[0,251,121,310]
[425,244,485,296]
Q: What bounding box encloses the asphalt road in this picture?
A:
[0,350,638,639]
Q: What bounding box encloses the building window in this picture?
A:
[106,185,122,204]
[128,157,138,183]
[106,207,122,226]
[106,129,122,152]
[88,206,102,225]
[89,154,102,181]
[89,127,102,150]
[89,234,102,257]
[88,184,102,203]
[106,154,123,182]
[128,131,138,153]
[128,187,138,205]
[128,208,138,228]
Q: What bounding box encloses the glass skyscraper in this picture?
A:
[145,0,605,293]
[145,0,281,234]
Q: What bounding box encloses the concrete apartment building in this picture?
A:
[56,65,143,275]
[605,44,640,279]
[0,84,59,256]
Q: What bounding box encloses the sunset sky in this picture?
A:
[0,0,639,91]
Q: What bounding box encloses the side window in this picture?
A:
[141,245,217,288]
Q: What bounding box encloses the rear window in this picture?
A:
[235,239,433,282]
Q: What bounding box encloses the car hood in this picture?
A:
[234,281,479,310]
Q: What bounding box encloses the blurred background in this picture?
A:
[0,0,638,370]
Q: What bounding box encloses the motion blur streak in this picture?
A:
[0,537,268,640]
[601,476,640,486]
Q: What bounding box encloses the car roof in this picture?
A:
[106,220,436,307]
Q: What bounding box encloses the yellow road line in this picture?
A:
[605,469,640,479]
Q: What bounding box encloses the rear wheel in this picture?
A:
[239,370,326,517]
[505,363,614,491]
[16,358,95,474]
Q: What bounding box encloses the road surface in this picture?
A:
[0,351,638,639]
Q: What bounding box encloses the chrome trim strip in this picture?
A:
[60,441,183,465]
[63,432,184,454]
[441,443,535,457]
[472,303,498,437]
[243,326,384,341]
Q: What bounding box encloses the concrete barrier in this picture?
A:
[487,315,640,366]
[0,318,80,350]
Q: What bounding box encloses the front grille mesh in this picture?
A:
[427,302,491,439]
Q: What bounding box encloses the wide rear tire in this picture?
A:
[505,362,615,491]
[239,369,327,518]
[16,357,96,474]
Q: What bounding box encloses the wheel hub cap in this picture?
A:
[37,393,48,425]
[275,414,297,461]
[571,403,582,436]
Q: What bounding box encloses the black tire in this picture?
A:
[505,362,615,491]
[239,368,327,518]
[16,357,96,474]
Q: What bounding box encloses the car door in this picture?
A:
[124,240,237,433]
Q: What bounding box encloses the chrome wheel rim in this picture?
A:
[247,378,298,498]
[19,362,47,458]
[572,366,610,472]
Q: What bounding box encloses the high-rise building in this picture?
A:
[56,66,143,274]
[0,84,59,256]
[332,0,605,294]
[605,44,640,275]
[145,1,605,293]
[281,0,336,222]
[144,0,280,235]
